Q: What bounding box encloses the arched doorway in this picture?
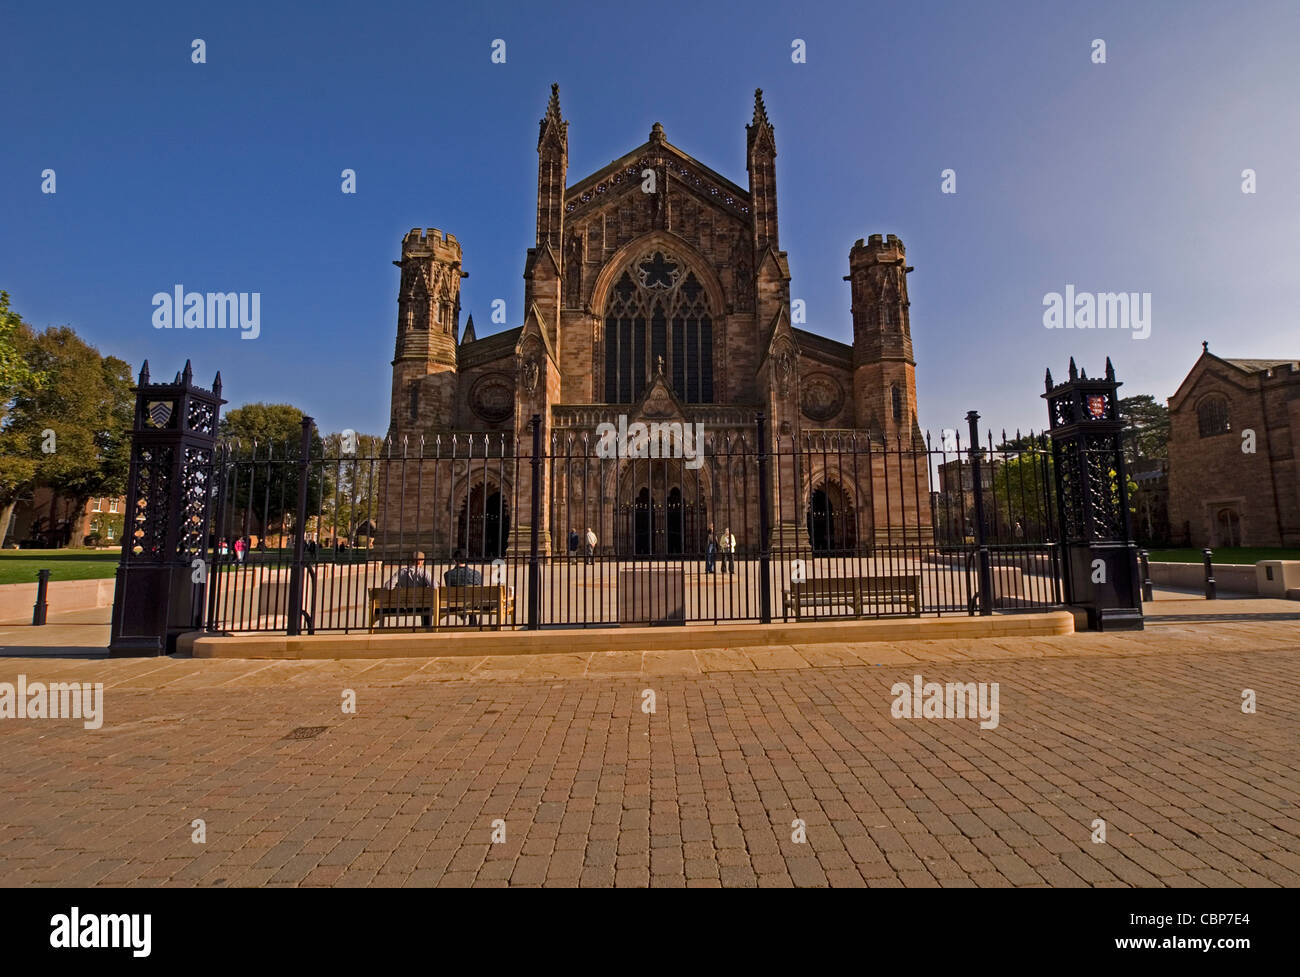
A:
[633,487,654,555]
[667,487,685,554]
[807,481,856,553]
[458,485,510,559]
[808,489,834,552]
[621,482,707,556]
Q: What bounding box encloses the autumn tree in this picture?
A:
[1,312,131,546]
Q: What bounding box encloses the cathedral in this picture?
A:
[381,86,926,558]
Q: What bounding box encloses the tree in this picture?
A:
[218,404,331,542]
[317,431,385,544]
[1118,394,1170,470]
[0,296,39,541]
[0,320,131,545]
[0,292,42,416]
[989,448,1055,542]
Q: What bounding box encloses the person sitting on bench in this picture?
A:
[383,551,433,626]
[444,548,483,624]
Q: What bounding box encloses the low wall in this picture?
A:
[0,577,117,624]
[180,610,1076,660]
[1146,562,1257,594]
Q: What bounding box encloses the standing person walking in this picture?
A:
[720,527,736,574]
[584,527,597,565]
[568,527,580,564]
[233,537,245,564]
[704,524,718,574]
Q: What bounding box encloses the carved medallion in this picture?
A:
[800,373,844,422]
[469,374,514,423]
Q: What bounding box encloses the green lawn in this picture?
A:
[0,548,120,585]
[1145,547,1300,565]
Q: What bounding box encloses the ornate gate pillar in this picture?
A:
[109,361,224,656]
[1043,358,1143,631]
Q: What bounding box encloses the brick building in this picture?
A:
[1167,343,1300,547]
[380,87,927,556]
[2,488,125,548]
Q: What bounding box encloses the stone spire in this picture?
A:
[747,88,774,153]
[538,82,566,149]
[746,88,779,250]
[535,82,569,248]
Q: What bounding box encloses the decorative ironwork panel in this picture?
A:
[178,446,213,557]
[187,398,217,435]
[129,445,174,562]
[1083,435,1124,539]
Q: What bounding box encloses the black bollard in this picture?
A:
[1139,550,1153,602]
[33,568,50,625]
[1203,548,1216,600]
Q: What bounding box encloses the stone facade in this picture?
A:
[380,87,928,556]
[1167,344,1300,547]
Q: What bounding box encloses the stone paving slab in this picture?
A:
[1,596,1297,889]
[1,611,1298,887]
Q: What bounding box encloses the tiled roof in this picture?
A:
[459,326,522,367]
[793,328,852,364]
[1223,358,1297,373]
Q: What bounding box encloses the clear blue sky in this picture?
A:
[4,0,1298,439]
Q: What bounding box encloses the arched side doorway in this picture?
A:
[1215,506,1242,548]
[807,481,857,553]
[457,483,511,559]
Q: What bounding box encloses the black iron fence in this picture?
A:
[201,413,1065,634]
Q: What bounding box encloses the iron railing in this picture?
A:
[202,413,1065,633]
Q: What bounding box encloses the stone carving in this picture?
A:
[776,351,793,397]
[732,238,753,311]
[524,359,539,395]
[800,373,844,422]
[400,259,427,294]
[469,373,515,423]
[566,231,583,303]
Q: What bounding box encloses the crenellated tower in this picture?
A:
[390,227,464,437]
[847,234,918,440]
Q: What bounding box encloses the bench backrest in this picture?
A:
[371,586,434,609]
[790,579,860,598]
[790,575,919,596]
[438,585,508,609]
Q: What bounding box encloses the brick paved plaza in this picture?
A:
[1,595,1298,888]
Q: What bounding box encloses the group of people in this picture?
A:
[565,523,736,573]
[217,537,249,563]
[705,524,736,574]
[382,527,738,590]
[383,550,481,589]
[384,549,484,626]
[566,527,599,565]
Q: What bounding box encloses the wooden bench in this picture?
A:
[435,585,513,629]
[782,575,922,620]
[368,585,514,631]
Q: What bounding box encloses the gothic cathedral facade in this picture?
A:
[381,86,927,557]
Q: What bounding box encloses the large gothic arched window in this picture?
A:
[603,251,714,403]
